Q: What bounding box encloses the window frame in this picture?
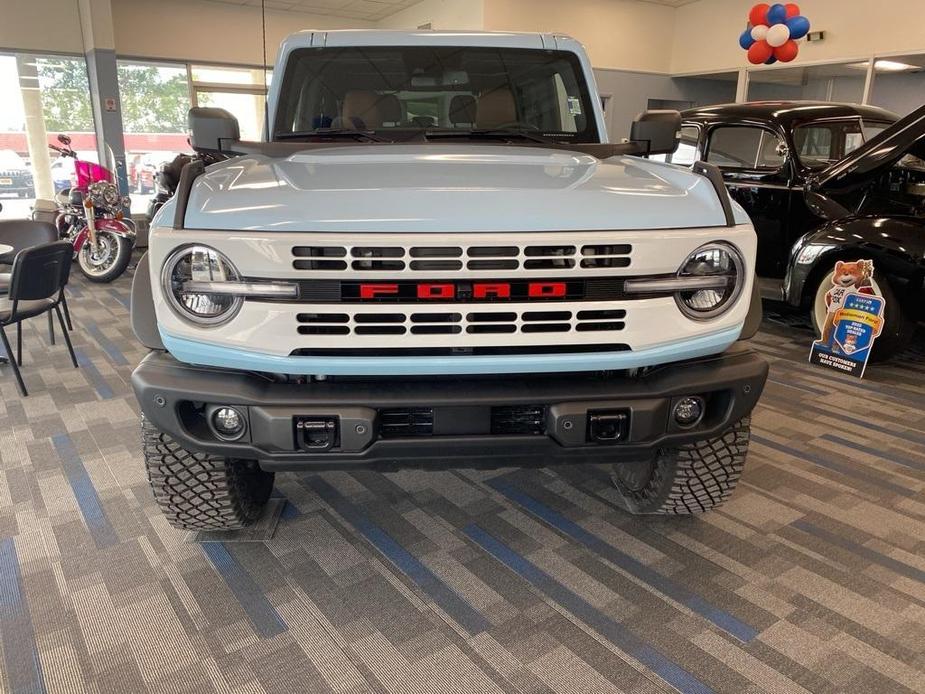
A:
[704,124,788,173]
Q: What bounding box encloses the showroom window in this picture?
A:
[706,126,786,170]
[0,53,96,220]
[746,62,867,103]
[191,64,270,142]
[117,60,193,214]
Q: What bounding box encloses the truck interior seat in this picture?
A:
[476,87,516,128]
[340,90,384,129]
[449,95,477,127]
[379,94,403,127]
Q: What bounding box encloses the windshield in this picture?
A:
[273,46,599,143]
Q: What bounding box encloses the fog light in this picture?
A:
[673,397,704,428]
[212,406,245,440]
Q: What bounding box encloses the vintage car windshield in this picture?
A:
[793,120,892,169]
[272,46,599,143]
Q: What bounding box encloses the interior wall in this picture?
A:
[0,0,85,54]
[595,69,736,138]
[747,74,867,103]
[111,0,375,66]
[671,0,925,74]
[484,0,675,73]
[870,71,925,116]
[377,0,485,30]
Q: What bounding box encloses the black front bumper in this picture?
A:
[131,346,768,471]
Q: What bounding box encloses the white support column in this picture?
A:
[735,68,749,103]
[16,55,53,201]
[861,57,875,105]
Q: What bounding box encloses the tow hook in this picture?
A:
[296,416,339,451]
[588,410,630,444]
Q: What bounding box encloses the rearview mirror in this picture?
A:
[57,134,71,146]
[188,107,240,153]
[630,110,682,156]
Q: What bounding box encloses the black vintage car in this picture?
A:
[671,101,924,357]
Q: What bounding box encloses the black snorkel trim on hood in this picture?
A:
[809,102,925,198]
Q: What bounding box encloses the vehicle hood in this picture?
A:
[182,144,743,232]
[811,103,925,196]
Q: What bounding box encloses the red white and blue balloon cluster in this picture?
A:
[739,3,811,65]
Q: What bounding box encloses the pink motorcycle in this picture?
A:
[50,135,135,282]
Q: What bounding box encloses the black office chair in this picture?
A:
[0,218,73,340]
[0,241,78,397]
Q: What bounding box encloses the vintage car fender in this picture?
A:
[784,216,925,306]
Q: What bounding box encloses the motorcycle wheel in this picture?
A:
[78,230,134,283]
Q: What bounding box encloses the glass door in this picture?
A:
[191,65,269,141]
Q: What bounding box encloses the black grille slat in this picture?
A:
[468,312,517,322]
[467,259,519,271]
[468,246,518,257]
[467,324,516,334]
[409,260,464,271]
[410,247,462,258]
[522,311,572,321]
[292,246,346,257]
[296,313,349,324]
[575,322,626,332]
[297,325,350,335]
[525,246,576,256]
[577,309,627,320]
[523,258,576,270]
[355,325,406,335]
[293,259,348,270]
[522,323,570,333]
[351,260,406,271]
[580,257,631,269]
[411,313,462,323]
[410,325,462,335]
[354,313,406,323]
[351,247,403,258]
[491,406,547,435]
[379,408,434,437]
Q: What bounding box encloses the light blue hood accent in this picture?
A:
[160,326,742,376]
[182,145,735,233]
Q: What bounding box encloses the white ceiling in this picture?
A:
[204,0,701,22]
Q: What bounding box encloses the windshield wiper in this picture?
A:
[276,128,391,142]
[423,128,553,144]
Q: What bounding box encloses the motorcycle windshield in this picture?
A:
[74,159,113,190]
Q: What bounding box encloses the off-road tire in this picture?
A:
[611,417,751,515]
[142,415,274,530]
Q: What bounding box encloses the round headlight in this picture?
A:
[675,243,745,319]
[162,245,243,325]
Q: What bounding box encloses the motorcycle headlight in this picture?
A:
[89,181,121,208]
[162,245,243,325]
[675,242,745,319]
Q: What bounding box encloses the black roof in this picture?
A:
[681,101,899,127]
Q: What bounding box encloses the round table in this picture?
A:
[0,244,11,363]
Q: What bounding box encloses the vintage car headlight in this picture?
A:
[675,242,745,319]
[162,245,243,325]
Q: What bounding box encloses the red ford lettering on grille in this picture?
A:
[359,283,399,299]
[473,283,512,299]
[528,282,567,298]
[417,283,455,299]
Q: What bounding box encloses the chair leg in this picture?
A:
[0,325,27,397]
[16,320,22,366]
[48,311,56,345]
[62,295,74,331]
[55,307,78,369]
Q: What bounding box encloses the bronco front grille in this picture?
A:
[292,243,632,274]
[296,308,626,337]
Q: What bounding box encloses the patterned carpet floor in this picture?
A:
[1,260,924,694]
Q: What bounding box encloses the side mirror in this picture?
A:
[57,134,71,146]
[188,107,240,153]
[630,110,682,156]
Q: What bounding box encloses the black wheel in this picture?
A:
[611,418,751,515]
[142,415,274,530]
[810,268,914,362]
[78,231,134,283]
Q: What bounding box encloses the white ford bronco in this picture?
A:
[131,30,768,530]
